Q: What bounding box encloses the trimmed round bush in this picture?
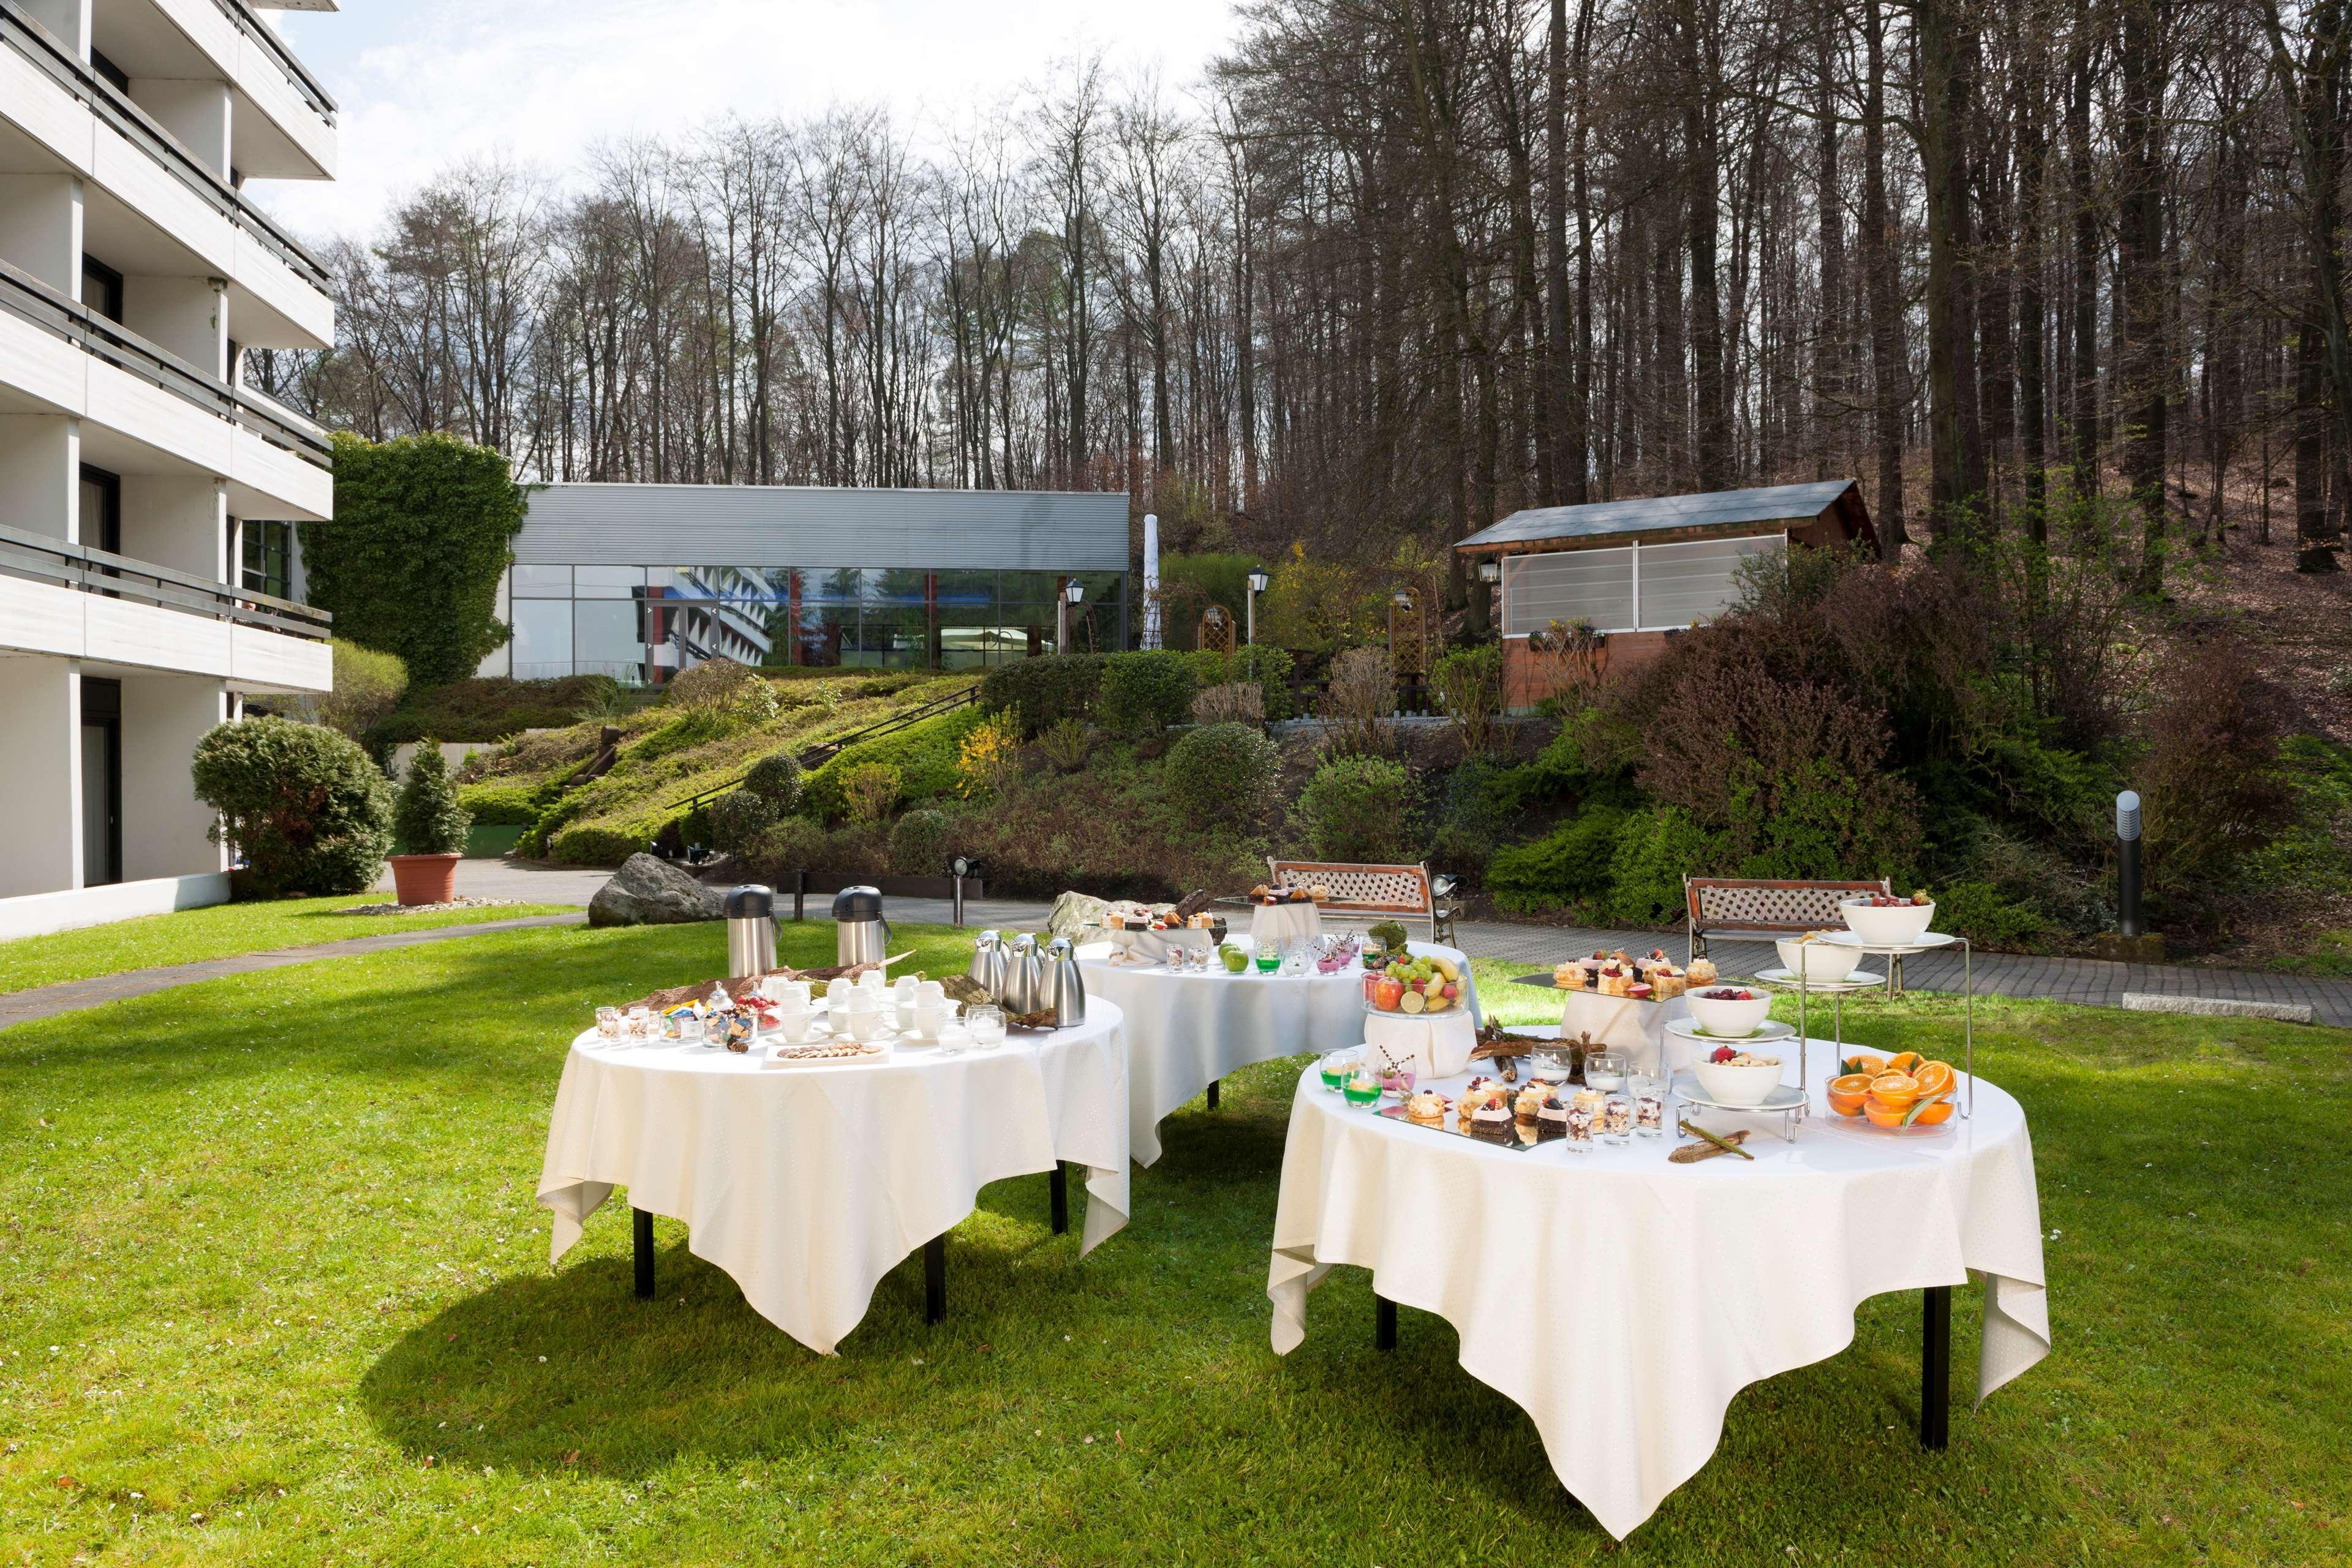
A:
[1167,722,1281,821]
[741,751,804,812]
[393,745,472,855]
[1098,650,1197,737]
[1294,753,1415,863]
[889,807,954,875]
[709,790,780,854]
[191,716,394,896]
[979,653,1103,735]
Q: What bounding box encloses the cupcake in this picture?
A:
[1469,1102,1515,1144]
[1536,1094,1569,1142]
[1405,1090,1449,1126]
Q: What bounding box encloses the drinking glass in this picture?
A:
[1317,1051,1357,1095]
[1254,943,1281,975]
[1629,1071,1668,1137]
[1601,1091,1634,1146]
[967,1005,1006,1051]
[934,1021,968,1057]
[595,1006,621,1040]
[1584,1050,1628,1095]
[626,1006,654,1041]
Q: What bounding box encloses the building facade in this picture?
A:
[0,0,337,935]
[478,484,1131,685]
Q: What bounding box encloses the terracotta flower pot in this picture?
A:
[388,852,462,906]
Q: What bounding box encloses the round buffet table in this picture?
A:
[1079,940,1482,1167]
[1265,1046,2049,1540]
[538,999,1131,1356]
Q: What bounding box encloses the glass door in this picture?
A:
[80,677,121,887]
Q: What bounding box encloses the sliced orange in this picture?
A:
[1907,1099,1955,1126]
[1826,1072,1874,1117]
[1842,1054,1887,1079]
[1912,1061,1955,1101]
[1868,1072,1920,1108]
[1886,1051,1925,1076]
[1864,1101,1910,1129]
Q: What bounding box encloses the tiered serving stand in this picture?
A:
[1741,930,1979,1123]
[1662,1016,1809,1139]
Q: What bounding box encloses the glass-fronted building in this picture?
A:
[478,484,1131,685]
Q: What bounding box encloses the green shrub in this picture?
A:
[841,762,903,824]
[709,790,779,854]
[1431,645,1504,756]
[1038,718,1091,772]
[748,818,888,881]
[302,431,527,687]
[1160,552,1265,644]
[741,752,804,813]
[802,706,988,823]
[191,716,394,897]
[1295,755,1416,862]
[1098,651,1197,737]
[1234,644,1297,720]
[1428,759,1509,881]
[1167,723,1282,821]
[979,654,1103,734]
[393,745,472,856]
[547,821,652,865]
[665,658,761,713]
[456,780,553,826]
[369,675,624,745]
[1934,880,2051,946]
[889,808,955,874]
[1486,804,1629,913]
[1604,807,1726,926]
[309,640,409,740]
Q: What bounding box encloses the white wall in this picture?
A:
[0,415,79,540]
[119,674,225,881]
[0,658,81,897]
[0,173,82,295]
[20,0,89,57]
[129,78,232,178]
[0,872,231,941]
[121,474,227,581]
[123,274,225,378]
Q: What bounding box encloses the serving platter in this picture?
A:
[1749,967,1887,992]
[1815,929,1962,956]
[1670,1070,1809,1116]
[1664,1017,1797,1045]
[1374,1099,1547,1151]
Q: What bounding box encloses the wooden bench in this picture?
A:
[1265,859,1456,946]
[1683,876,1891,960]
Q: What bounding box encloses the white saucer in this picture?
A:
[1665,1017,1797,1044]
[1751,967,1887,992]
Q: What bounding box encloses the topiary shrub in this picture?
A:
[1098,650,1197,738]
[393,745,472,856]
[192,716,394,897]
[889,807,954,874]
[1167,722,1281,821]
[840,762,903,824]
[547,821,652,865]
[979,654,1103,734]
[709,790,779,854]
[1294,753,1415,862]
[741,752,804,813]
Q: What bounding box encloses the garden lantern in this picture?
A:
[1246,568,1270,644]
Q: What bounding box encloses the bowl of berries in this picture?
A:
[1693,1045,1787,1106]
[1840,890,1937,947]
[1686,984,1773,1038]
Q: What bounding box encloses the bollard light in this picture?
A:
[2116,790,2143,939]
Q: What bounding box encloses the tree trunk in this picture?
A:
[1681,0,1731,489]
[2118,0,2171,594]
[1864,0,1906,552]
[1918,0,1988,554]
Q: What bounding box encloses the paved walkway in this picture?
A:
[0,913,586,1030]
[402,859,2352,1030]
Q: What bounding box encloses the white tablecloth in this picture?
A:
[1080,940,1481,1167]
[1249,900,1324,950]
[539,1000,1131,1355]
[1553,989,1693,1072]
[1267,1046,2049,1539]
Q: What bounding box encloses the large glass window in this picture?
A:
[1504,548,1635,635]
[1635,536,1781,628]
[575,565,646,599]
[240,518,290,598]
[511,598,573,679]
[575,599,644,681]
[511,565,571,598]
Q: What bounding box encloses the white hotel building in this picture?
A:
[0,0,337,935]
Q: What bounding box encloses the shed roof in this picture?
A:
[1455,480,1872,553]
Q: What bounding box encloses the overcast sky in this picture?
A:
[260,0,1243,242]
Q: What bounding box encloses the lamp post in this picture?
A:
[1057,579,1085,653]
[1246,567,1270,645]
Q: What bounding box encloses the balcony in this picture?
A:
[0,1,332,347]
[0,519,333,690]
[0,256,333,518]
[95,0,336,180]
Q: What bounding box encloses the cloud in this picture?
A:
[256,0,1240,242]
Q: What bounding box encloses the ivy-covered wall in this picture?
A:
[301,432,529,688]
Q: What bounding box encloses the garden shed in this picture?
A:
[1453,479,1876,707]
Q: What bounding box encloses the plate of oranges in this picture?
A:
[1826,1052,1957,1130]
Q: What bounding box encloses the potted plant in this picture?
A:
[388,743,472,905]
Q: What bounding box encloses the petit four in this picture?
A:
[1469,1102,1516,1144]
[1404,1090,1449,1126]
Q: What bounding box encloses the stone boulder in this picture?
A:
[589,853,726,927]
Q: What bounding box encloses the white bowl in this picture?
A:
[1840,897,1936,946]
[1691,1056,1789,1107]
[1774,937,1862,983]
[1685,987,1774,1038]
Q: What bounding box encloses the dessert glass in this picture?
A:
[595,1006,621,1040]
[1317,1052,1358,1094]
[1341,1074,1384,1110]
[626,1006,654,1041]
[1602,1092,1634,1146]
[965,1005,1006,1051]
[1629,1071,1667,1137]
[1255,944,1282,974]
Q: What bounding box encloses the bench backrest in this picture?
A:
[1267,859,1433,917]
[1684,876,1891,935]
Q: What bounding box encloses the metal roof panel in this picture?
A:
[1457,480,1862,549]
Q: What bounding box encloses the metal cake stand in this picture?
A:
[1751,934,1977,1121]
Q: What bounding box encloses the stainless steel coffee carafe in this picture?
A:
[1044,937,1087,1027]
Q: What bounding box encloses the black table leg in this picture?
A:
[1921,1284,1951,1449]
[1375,1294,1398,1351]
[1049,1163,1069,1235]
[632,1207,655,1300]
[924,1235,946,1325]
[1206,1079,1220,1110]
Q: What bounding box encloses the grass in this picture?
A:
[1,918,2346,1564]
[0,894,578,995]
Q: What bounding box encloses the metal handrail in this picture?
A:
[0,521,333,640]
[0,258,332,469]
[0,2,330,288]
[210,0,337,123]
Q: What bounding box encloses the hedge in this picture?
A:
[1098,650,1197,737]
[370,675,622,746]
[458,780,559,826]
[978,654,1104,734]
[802,706,989,823]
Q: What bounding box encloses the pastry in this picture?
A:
[1248,883,1271,900]
[1405,1090,1449,1126]
[1626,982,1654,1001]
[1536,1095,1569,1141]
[1551,960,1586,989]
[1514,1082,1550,1128]
[1469,1102,1516,1144]
[1599,963,1629,998]
[1687,957,1719,986]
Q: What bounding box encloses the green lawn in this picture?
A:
[0,894,578,994]
[1,918,2345,1564]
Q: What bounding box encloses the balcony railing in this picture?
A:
[0,1,330,292]
[0,521,332,642]
[0,257,333,470]
[211,0,336,125]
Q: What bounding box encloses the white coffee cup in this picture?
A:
[910,1001,946,1038]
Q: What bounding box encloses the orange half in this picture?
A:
[1864,1101,1909,1129]
[1912,1061,1956,1101]
[1908,1099,1955,1126]
[1868,1072,1920,1109]
[1842,1054,1888,1079]
[1886,1051,1926,1076]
